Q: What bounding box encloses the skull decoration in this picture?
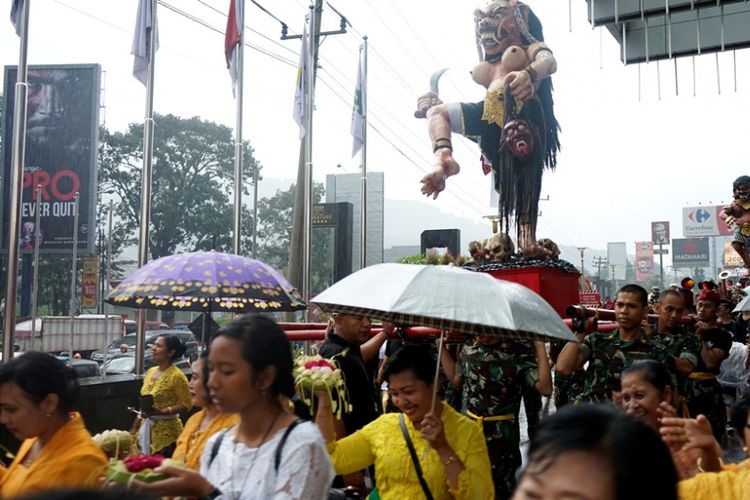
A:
[536,238,560,259]
[502,118,535,160]
[485,232,515,263]
[468,240,488,261]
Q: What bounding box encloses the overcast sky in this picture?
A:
[2,0,748,267]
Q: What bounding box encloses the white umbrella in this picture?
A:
[312,263,574,342]
[733,292,750,313]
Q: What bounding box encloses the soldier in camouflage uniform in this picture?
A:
[647,289,701,413]
[439,338,551,499]
[550,339,586,408]
[681,288,732,440]
[557,284,674,403]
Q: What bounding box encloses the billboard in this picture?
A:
[635,241,654,282]
[724,241,744,268]
[651,221,670,245]
[607,242,627,280]
[672,238,710,268]
[682,206,734,237]
[2,64,100,253]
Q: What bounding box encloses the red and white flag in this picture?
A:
[225,0,243,95]
[131,0,159,86]
[10,0,23,36]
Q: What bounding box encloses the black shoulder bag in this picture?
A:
[399,413,434,500]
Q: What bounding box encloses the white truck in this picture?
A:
[14,315,125,354]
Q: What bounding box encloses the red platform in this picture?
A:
[480,266,580,318]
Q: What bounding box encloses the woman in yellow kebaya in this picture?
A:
[0,352,107,497]
[172,352,238,470]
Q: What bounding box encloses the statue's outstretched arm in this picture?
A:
[419,104,461,200]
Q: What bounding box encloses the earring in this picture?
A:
[45,413,51,418]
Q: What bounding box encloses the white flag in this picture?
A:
[10,0,23,36]
[292,19,308,139]
[350,49,365,157]
[131,0,159,86]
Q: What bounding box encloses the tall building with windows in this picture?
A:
[325,172,384,271]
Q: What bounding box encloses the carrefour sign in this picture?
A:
[682,206,733,237]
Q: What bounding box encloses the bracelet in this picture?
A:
[433,137,453,153]
[523,67,537,84]
[443,454,459,465]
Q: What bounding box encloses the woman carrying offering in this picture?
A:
[133,315,334,499]
[0,352,107,496]
[316,344,494,499]
[131,334,192,456]
[172,352,238,470]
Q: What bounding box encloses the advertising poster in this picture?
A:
[672,238,710,268]
[724,241,744,268]
[635,241,655,282]
[651,221,670,245]
[81,256,99,308]
[607,242,627,280]
[2,64,100,253]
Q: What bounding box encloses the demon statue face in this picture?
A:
[734,175,750,202]
[474,1,523,61]
[502,118,535,160]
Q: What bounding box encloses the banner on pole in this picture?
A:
[651,221,670,245]
[635,241,655,282]
[81,256,99,308]
[2,64,100,254]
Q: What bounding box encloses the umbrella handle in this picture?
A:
[431,329,445,415]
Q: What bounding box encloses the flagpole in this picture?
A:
[233,0,245,255]
[358,37,368,270]
[3,0,31,363]
[30,185,42,352]
[302,5,316,312]
[135,0,158,375]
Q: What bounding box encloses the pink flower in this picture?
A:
[304,359,334,370]
[123,454,164,472]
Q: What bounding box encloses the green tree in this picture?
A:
[99,114,261,259]
[254,182,331,293]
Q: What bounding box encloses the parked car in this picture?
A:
[123,320,169,335]
[104,352,191,377]
[70,359,102,378]
[90,330,200,363]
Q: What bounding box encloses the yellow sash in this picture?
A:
[465,409,515,427]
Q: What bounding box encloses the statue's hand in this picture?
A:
[415,92,442,119]
[421,151,460,200]
[504,70,535,101]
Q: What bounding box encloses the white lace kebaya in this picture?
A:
[199,421,334,500]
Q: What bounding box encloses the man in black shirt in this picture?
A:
[683,289,733,440]
[318,314,390,491]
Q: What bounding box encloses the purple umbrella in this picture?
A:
[105,251,305,312]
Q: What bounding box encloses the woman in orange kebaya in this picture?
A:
[172,352,238,470]
[0,352,107,497]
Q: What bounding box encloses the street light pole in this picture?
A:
[577,247,587,290]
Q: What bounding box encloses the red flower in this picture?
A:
[123,454,164,472]
[304,359,334,370]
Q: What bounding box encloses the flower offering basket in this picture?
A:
[293,355,351,418]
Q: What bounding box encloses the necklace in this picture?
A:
[225,409,283,496]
